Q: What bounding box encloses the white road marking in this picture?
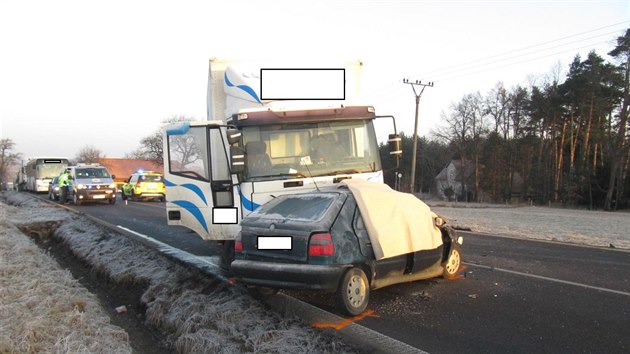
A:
[465,262,630,297]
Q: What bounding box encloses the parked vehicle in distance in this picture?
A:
[23,157,69,192]
[65,164,117,205]
[48,176,60,200]
[121,171,165,202]
[231,188,463,315]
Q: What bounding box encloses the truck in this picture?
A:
[163,59,402,263]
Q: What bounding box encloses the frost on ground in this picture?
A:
[0,192,355,354]
[430,203,630,249]
[0,202,132,353]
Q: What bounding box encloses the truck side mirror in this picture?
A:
[226,129,242,146]
[230,146,245,174]
[388,134,402,159]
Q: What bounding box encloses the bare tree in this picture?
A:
[127,115,195,165]
[435,92,487,201]
[75,145,105,163]
[0,138,21,186]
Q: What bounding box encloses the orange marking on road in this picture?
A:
[312,309,379,330]
[445,264,468,280]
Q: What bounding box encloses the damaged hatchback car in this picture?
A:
[231,179,463,315]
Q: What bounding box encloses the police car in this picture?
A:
[121,171,166,202]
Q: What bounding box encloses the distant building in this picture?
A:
[97,158,163,189]
[435,159,525,203]
[434,159,474,201]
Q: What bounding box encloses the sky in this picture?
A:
[1,0,628,161]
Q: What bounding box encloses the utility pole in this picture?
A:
[403,79,433,194]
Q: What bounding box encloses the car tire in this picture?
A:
[73,192,82,206]
[109,196,116,205]
[336,267,369,316]
[443,245,462,278]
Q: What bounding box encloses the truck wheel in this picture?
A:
[221,240,235,271]
[247,286,278,300]
[443,245,462,278]
[336,267,369,316]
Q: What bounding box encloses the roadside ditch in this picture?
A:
[1,192,357,353]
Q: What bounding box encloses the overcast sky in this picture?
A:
[1,0,628,161]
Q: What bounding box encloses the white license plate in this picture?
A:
[257,236,292,250]
[93,195,106,199]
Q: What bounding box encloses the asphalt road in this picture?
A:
[46,194,630,353]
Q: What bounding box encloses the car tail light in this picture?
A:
[135,182,142,188]
[309,233,334,256]
[235,235,243,253]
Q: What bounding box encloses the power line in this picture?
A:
[426,31,621,80]
[433,39,613,83]
[418,21,628,78]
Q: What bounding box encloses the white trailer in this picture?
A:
[163,59,401,260]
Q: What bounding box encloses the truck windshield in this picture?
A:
[241,120,381,181]
[37,163,68,179]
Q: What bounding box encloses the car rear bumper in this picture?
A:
[136,192,164,198]
[231,260,349,290]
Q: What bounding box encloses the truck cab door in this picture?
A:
[164,122,239,240]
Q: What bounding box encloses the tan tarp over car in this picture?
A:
[342,179,443,260]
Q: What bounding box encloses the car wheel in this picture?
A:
[73,192,82,206]
[443,245,462,278]
[336,267,369,316]
[109,196,116,205]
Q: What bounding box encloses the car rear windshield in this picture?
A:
[253,193,337,221]
[139,175,162,182]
